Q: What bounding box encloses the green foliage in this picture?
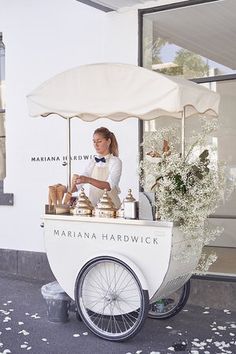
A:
[174,49,209,79]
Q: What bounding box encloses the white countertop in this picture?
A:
[43,213,173,228]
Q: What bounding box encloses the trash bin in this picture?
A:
[41,281,71,323]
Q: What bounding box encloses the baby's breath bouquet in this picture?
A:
[139,118,233,271]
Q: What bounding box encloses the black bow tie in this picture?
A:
[95,156,106,163]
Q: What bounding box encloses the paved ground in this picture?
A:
[0,273,235,354]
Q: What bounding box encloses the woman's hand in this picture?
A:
[75,175,90,185]
[72,174,110,191]
[70,174,80,193]
[72,174,80,186]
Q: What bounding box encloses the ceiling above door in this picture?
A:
[76,0,154,12]
[76,0,236,70]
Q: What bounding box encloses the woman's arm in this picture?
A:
[107,157,122,189]
[76,175,111,191]
[70,160,94,193]
[70,174,80,193]
[73,157,122,192]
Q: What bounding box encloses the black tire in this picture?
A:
[148,280,190,319]
[75,256,149,341]
[75,307,82,321]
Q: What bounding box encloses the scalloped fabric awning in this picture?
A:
[27,63,220,121]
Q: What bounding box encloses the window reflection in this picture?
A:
[143,4,236,80]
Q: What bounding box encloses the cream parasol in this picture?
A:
[27,63,220,187]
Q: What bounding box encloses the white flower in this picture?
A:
[140,121,235,269]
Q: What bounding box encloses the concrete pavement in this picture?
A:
[0,273,235,354]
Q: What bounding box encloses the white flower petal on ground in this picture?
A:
[20,345,28,349]
[214,341,221,347]
[18,330,29,336]
[73,334,80,337]
[168,347,174,351]
[5,328,11,331]
[41,339,47,342]
[199,342,207,347]
[218,326,226,330]
[150,352,161,354]
[26,347,32,351]
[166,326,173,329]
[82,332,88,336]
[203,311,209,314]
[136,351,142,354]
[7,301,12,304]
[229,333,235,336]
[0,311,10,316]
[192,341,201,347]
[3,317,11,322]
[18,322,24,326]
[30,314,40,319]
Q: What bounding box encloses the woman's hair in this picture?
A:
[94,127,119,157]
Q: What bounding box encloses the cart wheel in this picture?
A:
[148,280,190,320]
[75,256,149,341]
[75,307,82,321]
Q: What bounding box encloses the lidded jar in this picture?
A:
[73,188,93,216]
[123,189,138,219]
[94,189,116,218]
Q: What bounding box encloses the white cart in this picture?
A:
[43,214,198,340]
[27,63,220,341]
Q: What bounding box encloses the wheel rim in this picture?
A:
[149,282,189,318]
[77,259,144,338]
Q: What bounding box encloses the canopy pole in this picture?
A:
[67,118,71,190]
[181,108,186,159]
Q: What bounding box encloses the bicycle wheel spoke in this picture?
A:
[76,258,148,340]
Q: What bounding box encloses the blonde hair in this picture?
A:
[94,127,119,157]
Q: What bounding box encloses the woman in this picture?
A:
[71,127,122,208]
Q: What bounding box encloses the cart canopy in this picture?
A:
[27,63,220,121]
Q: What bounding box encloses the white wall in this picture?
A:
[104,9,138,64]
[0,0,141,252]
[2,0,233,253]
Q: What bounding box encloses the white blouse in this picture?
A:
[83,154,122,190]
